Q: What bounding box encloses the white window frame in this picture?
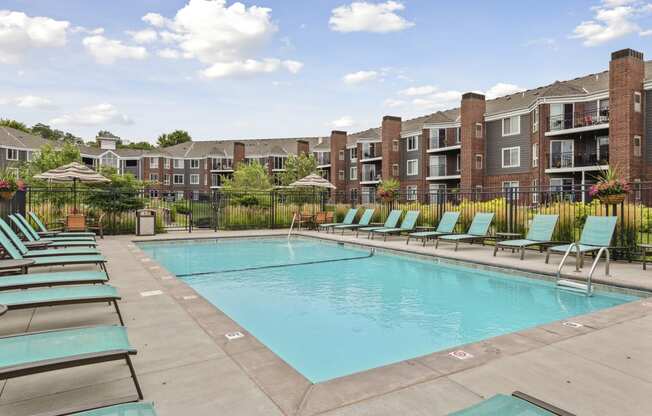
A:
[501,146,520,168]
[149,157,158,168]
[502,115,521,137]
[455,127,461,144]
[392,140,399,152]
[502,181,519,189]
[164,158,170,169]
[634,91,642,113]
[349,147,357,161]
[532,179,539,204]
[532,107,539,133]
[475,123,483,138]
[532,143,538,167]
[190,159,200,169]
[6,148,18,161]
[406,185,418,201]
[149,173,159,182]
[406,135,418,151]
[456,154,460,172]
[338,170,345,181]
[173,174,184,185]
[190,174,200,185]
[163,174,170,185]
[475,154,483,170]
[392,163,399,177]
[350,166,357,180]
[634,135,642,157]
[173,159,184,169]
[339,150,345,161]
[406,159,418,176]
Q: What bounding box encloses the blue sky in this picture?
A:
[1,0,651,143]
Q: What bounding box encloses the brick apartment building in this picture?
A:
[0,48,650,203]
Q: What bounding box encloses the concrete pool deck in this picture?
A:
[1,229,651,415]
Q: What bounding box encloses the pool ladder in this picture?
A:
[556,244,610,296]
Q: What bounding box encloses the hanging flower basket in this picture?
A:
[598,193,626,205]
[0,191,15,201]
[589,167,630,205]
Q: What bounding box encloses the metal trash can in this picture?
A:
[136,209,156,236]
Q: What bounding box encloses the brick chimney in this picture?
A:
[233,142,245,168]
[330,130,347,190]
[460,92,486,189]
[380,116,402,180]
[609,48,645,181]
[296,140,310,156]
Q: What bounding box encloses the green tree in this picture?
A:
[23,142,81,182]
[0,119,30,133]
[222,161,272,191]
[157,130,191,148]
[31,123,82,143]
[119,141,154,150]
[278,153,318,186]
[97,130,119,139]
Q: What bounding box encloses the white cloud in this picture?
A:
[200,58,303,78]
[571,0,652,46]
[383,98,406,108]
[411,91,463,110]
[0,95,55,109]
[82,35,148,64]
[343,70,378,84]
[0,10,69,64]
[142,12,170,28]
[50,103,133,126]
[330,1,414,33]
[331,116,355,129]
[484,83,525,99]
[399,85,438,96]
[641,28,652,35]
[127,28,158,44]
[157,48,181,59]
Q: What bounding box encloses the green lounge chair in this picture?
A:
[0,325,143,400]
[0,285,124,325]
[334,208,375,235]
[449,391,574,415]
[10,215,97,247]
[356,210,402,238]
[0,231,108,273]
[436,212,495,251]
[370,210,420,241]
[0,270,108,291]
[0,218,100,257]
[494,214,559,260]
[28,211,96,238]
[545,216,617,271]
[407,211,460,246]
[50,401,157,416]
[318,208,358,233]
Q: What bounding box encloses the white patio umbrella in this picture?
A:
[34,162,110,210]
[289,173,336,189]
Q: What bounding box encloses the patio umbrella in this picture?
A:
[289,173,336,190]
[34,162,110,211]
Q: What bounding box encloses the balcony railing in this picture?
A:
[548,108,609,132]
[361,169,380,182]
[429,137,446,149]
[429,164,447,177]
[211,159,233,170]
[361,144,381,159]
[314,153,330,165]
[549,151,609,169]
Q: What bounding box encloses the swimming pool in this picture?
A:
[139,237,637,383]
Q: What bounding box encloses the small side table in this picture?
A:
[0,259,35,275]
[496,232,522,253]
[640,244,652,270]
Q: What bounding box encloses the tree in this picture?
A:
[221,161,272,191]
[97,130,119,139]
[278,153,318,186]
[157,130,191,148]
[31,123,82,143]
[0,119,30,133]
[26,142,81,180]
[118,141,154,150]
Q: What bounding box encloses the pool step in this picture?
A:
[557,279,590,295]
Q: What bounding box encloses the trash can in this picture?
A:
[136,209,156,236]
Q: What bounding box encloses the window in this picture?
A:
[164,158,170,169]
[532,143,538,167]
[338,170,345,181]
[456,154,461,172]
[163,174,170,185]
[392,140,399,152]
[339,150,345,161]
[634,179,642,201]
[532,107,539,133]
[350,188,358,202]
[173,174,184,185]
[406,135,418,151]
[430,129,446,149]
[173,159,184,169]
[6,148,18,161]
[429,184,446,203]
[349,147,357,160]
[149,190,159,198]
[350,166,357,180]
[532,179,539,204]
[634,92,642,112]
[475,123,483,138]
[190,159,200,169]
[149,157,159,168]
[273,156,286,170]
[634,136,642,157]
[502,115,520,136]
[406,185,417,201]
[392,163,399,177]
[100,153,118,169]
[501,147,520,168]
[475,154,483,170]
[125,159,137,167]
[175,191,184,201]
[149,173,159,182]
[192,191,200,201]
[204,175,208,186]
[502,181,519,191]
[455,127,461,144]
[429,155,446,177]
[190,174,200,185]
[406,159,418,176]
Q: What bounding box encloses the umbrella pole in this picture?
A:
[73,178,77,213]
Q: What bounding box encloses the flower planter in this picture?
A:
[0,191,15,201]
[599,194,626,205]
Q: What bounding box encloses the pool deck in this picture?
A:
[1,229,651,415]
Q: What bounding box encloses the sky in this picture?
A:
[1,0,651,143]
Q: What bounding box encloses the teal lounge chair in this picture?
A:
[436,212,495,251]
[0,218,100,257]
[57,401,157,416]
[0,231,108,273]
[356,210,402,238]
[0,325,143,400]
[10,215,97,247]
[546,216,617,271]
[407,211,460,246]
[318,208,358,233]
[0,270,108,291]
[28,211,96,238]
[370,210,420,241]
[0,285,124,325]
[334,208,375,235]
[449,391,574,415]
[494,214,559,260]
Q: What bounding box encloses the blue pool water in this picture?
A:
[139,237,636,382]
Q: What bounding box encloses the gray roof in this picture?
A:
[160,136,326,158]
[0,126,52,149]
[347,128,380,146]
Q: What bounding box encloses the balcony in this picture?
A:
[360,143,382,162]
[360,167,381,184]
[427,164,460,181]
[314,152,330,167]
[546,108,609,136]
[211,158,233,171]
[547,151,609,173]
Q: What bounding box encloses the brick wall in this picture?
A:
[460,93,486,189]
[381,116,401,180]
[330,130,347,191]
[297,140,309,156]
[233,142,245,168]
